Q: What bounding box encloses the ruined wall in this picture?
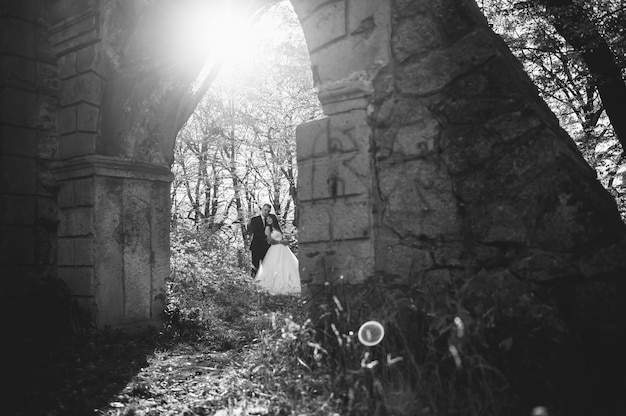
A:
[45,1,172,327]
[2,0,625,339]
[292,1,626,408]
[291,0,390,292]
[0,0,59,304]
[294,0,626,348]
[370,0,626,321]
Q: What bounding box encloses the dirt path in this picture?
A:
[97,340,338,416]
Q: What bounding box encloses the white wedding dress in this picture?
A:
[255,230,301,295]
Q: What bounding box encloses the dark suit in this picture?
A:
[249,214,281,270]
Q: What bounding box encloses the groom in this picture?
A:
[248,203,281,276]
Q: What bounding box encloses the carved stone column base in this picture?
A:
[54,155,172,328]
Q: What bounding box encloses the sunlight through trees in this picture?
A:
[170,1,322,257]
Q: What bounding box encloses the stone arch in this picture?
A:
[1,0,625,340]
[21,0,393,328]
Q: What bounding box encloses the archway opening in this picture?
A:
[166,0,322,348]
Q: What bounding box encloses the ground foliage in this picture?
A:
[2,235,340,416]
[6,231,623,416]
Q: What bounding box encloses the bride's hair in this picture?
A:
[265,216,280,230]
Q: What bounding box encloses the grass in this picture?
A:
[6,235,622,416]
[2,258,344,416]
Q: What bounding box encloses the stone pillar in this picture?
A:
[296,112,375,291]
[48,7,103,161]
[292,0,391,295]
[49,5,172,328]
[54,156,171,327]
[0,0,58,292]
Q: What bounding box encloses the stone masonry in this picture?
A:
[1,0,625,340]
[1,0,58,304]
[292,0,390,293]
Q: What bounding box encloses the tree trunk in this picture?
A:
[537,0,626,151]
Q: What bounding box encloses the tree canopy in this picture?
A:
[481,0,626,217]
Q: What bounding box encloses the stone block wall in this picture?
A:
[49,8,102,160]
[296,113,375,291]
[292,0,391,296]
[1,0,174,328]
[54,156,172,327]
[0,0,59,297]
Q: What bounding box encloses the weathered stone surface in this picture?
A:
[60,72,103,106]
[0,0,42,19]
[59,132,97,159]
[0,126,37,157]
[76,103,99,132]
[379,242,434,279]
[298,156,369,201]
[0,55,37,90]
[348,0,389,36]
[432,244,477,268]
[299,239,375,286]
[0,226,34,265]
[290,0,334,22]
[150,182,170,320]
[309,7,390,90]
[76,44,99,73]
[330,198,371,240]
[49,12,97,55]
[57,52,77,79]
[0,0,624,372]
[58,207,93,237]
[34,236,55,265]
[0,17,36,58]
[37,62,60,92]
[59,106,77,134]
[57,238,73,266]
[0,195,35,225]
[35,130,58,160]
[36,94,59,132]
[392,14,442,62]
[392,119,440,159]
[300,1,346,52]
[74,237,94,265]
[379,159,460,239]
[94,176,124,326]
[50,157,171,326]
[57,181,74,208]
[328,109,370,146]
[122,179,153,321]
[396,29,497,96]
[35,196,57,223]
[296,117,329,161]
[73,178,94,206]
[524,167,624,252]
[0,87,38,125]
[57,266,94,296]
[298,201,331,243]
[0,155,36,194]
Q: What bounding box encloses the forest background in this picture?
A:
[10,1,626,415]
[170,0,626,276]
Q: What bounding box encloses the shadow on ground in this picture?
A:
[3,327,157,416]
[1,294,158,416]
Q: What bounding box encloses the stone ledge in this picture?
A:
[49,10,98,56]
[318,80,373,105]
[53,155,173,182]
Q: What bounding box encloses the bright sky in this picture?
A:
[169,0,297,90]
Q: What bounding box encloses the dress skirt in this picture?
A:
[255,234,301,295]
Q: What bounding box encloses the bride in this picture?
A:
[255,216,301,295]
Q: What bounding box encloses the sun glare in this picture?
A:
[174,1,255,62]
[169,0,287,91]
